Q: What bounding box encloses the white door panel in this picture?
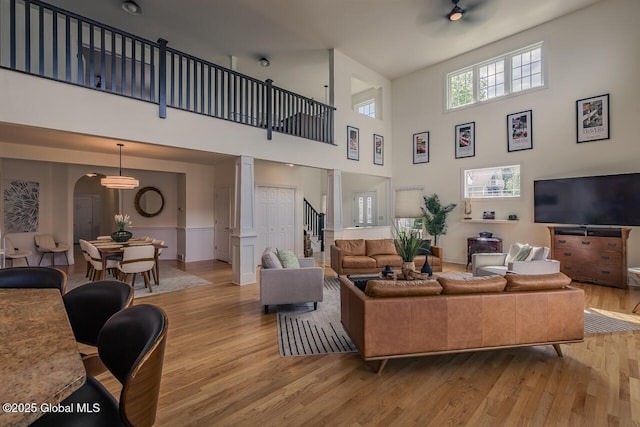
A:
[256,186,295,261]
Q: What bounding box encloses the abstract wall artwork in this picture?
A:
[3,180,39,233]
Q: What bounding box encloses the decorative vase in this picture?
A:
[420,258,433,277]
[401,261,415,280]
[111,229,132,243]
[381,264,394,279]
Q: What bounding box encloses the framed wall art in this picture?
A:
[347,125,359,160]
[507,109,533,152]
[373,134,384,165]
[3,179,39,233]
[413,131,429,164]
[455,122,475,159]
[576,94,609,143]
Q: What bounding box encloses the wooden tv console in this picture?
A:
[548,226,631,289]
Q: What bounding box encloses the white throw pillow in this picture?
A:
[505,243,526,265]
[513,245,532,261]
[527,246,549,261]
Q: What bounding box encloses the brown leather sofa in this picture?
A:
[330,239,442,276]
[340,272,584,373]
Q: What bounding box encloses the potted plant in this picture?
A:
[112,213,133,243]
[393,227,422,279]
[421,194,456,247]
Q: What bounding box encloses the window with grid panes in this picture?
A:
[446,42,544,110]
[511,46,542,93]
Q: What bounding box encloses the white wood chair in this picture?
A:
[117,245,156,292]
[3,236,32,267]
[85,241,119,281]
[151,239,164,285]
[34,234,70,266]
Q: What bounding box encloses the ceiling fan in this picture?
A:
[447,0,466,21]
[417,0,498,37]
[445,0,494,22]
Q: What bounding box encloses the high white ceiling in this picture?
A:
[48,0,601,80]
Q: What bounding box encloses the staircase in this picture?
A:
[303,198,325,256]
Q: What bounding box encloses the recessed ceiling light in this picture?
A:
[258,57,270,67]
[122,0,141,15]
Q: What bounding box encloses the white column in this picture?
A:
[231,156,257,285]
[324,169,343,266]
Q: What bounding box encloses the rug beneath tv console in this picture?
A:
[277,277,640,357]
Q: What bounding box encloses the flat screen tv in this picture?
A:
[534,173,640,226]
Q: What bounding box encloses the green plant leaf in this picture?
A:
[421,193,456,247]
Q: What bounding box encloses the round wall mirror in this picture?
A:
[135,186,165,217]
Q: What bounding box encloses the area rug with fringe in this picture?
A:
[277,277,640,357]
[65,265,212,298]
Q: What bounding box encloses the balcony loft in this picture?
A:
[0,0,335,145]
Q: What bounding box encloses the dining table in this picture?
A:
[0,288,86,426]
[90,239,168,284]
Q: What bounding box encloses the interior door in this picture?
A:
[352,191,377,227]
[74,195,94,243]
[256,186,295,259]
[214,187,231,262]
[276,188,295,250]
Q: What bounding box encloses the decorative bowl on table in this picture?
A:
[478,232,493,238]
[111,230,133,243]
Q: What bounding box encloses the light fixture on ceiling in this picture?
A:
[258,57,270,67]
[101,143,139,189]
[448,0,465,21]
[121,0,142,15]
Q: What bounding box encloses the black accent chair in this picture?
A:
[32,304,169,427]
[0,266,67,293]
[62,280,134,375]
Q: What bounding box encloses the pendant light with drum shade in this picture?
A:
[101,144,139,189]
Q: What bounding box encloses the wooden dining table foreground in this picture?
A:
[0,288,86,426]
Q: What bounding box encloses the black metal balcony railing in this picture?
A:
[0,0,335,144]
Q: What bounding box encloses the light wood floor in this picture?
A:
[63,259,640,426]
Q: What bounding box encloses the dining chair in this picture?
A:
[3,236,32,267]
[0,266,67,294]
[151,239,165,285]
[117,245,156,292]
[34,234,70,266]
[63,280,134,376]
[85,241,119,281]
[78,239,94,279]
[31,304,168,427]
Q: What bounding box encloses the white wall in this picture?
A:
[0,145,216,264]
[1,159,58,266]
[0,66,383,175]
[391,0,640,265]
[341,172,389,228]
[331,49,393,177]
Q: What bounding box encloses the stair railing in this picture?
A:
[303,198,325,252]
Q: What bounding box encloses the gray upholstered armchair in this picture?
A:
[260,248,324,314]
